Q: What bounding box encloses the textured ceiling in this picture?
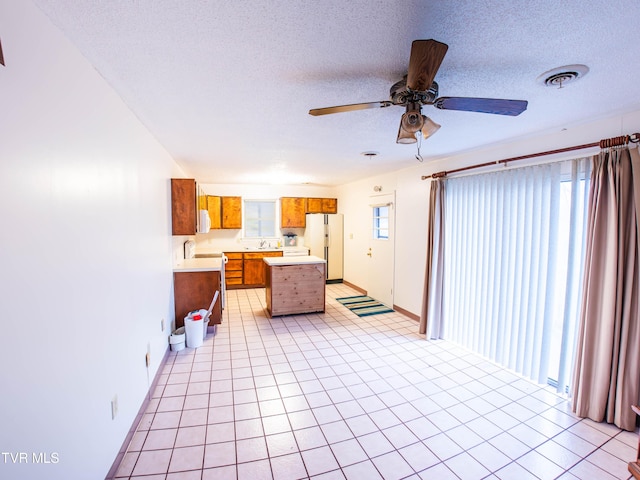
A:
[33,0,640,185]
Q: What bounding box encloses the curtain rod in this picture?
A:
[421,133,640,180]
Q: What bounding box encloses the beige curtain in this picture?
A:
[572,146,640,431]
[420,178,445,337]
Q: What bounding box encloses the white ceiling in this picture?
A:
[33,0,640,186]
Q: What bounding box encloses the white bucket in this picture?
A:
[169,327,186,351]
[184,314,204,348]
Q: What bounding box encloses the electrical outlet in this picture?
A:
[111,395,118,420]
[161,318,165,332]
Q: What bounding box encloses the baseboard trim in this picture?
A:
[105,346,171,479]
[342,281,419,322]
[393,304,420,322]
[342,280,366,295]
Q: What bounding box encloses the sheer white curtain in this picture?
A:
[438,159,590,388]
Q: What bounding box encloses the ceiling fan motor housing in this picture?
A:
[390,79,439,106]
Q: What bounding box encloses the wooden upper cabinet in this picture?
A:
[322,198,337,214]
[221,196,242,229]
[281,197,307,228]
[306,198,323,214]
[171,178,196,235]
[206,195,242,229]
[206,196,222,229]
[306,197,338,214]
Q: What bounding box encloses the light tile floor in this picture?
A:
[115,284,637,480]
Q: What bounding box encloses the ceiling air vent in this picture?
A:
[537,65,589,88]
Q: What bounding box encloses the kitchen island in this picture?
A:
[264,255,326,317]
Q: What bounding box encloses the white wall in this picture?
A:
[0,2,181,478]
[4,5,640,478]
[338,109,640,317]
[194,183,337,253]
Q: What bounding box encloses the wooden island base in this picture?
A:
[265,256,326,317]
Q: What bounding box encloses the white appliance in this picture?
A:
[195,183,211,233]
[282,246,309,257]
[197,209,211,234]
[304,213,343,282]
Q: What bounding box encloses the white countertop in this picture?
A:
[263,255,326,266]
[174,258,223,272]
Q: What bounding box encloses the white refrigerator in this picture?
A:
[304,213,344,283]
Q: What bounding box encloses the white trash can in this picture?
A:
[195,308,210,340]
[184,312,204,348]
[169,327,186,352]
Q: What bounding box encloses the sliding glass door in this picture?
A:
[440,158,590,393]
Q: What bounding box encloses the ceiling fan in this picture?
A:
[309,39,528,144]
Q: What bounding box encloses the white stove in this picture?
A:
[282,246,309,257]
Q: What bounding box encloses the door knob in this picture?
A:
[367,248,372,257]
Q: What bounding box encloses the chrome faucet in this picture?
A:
[259,238,267,248]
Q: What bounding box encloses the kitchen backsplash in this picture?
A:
[194,227,305,253]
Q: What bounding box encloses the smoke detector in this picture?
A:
[537,65,589,88]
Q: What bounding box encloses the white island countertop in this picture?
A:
[263,255,326,266]
[173,258,223,272]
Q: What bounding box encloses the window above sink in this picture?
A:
[243,199,276,238]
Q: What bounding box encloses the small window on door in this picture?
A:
[373,205,389,240]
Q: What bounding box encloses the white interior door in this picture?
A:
[367,192,395,306]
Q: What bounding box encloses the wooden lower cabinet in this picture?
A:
[224,251,283,288]
[243,251,283,286]
[173,270,222,328]
[243,257,264,286]
[224,252,243,287]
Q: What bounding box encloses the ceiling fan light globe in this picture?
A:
[396,125,417,144]
[401,111,424,133]
[421,116,441,139]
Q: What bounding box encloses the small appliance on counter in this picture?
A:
[283,233,298,246]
